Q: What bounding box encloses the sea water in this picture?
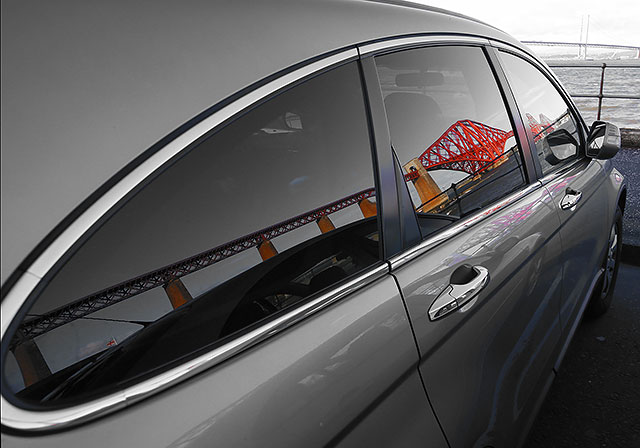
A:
[547,60,640,128]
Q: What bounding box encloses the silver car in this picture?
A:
[1,1,627,447]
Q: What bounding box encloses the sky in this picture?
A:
[410,0,640,47]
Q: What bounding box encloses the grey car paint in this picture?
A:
[2,275,448,448]
[0,0,523,285]
[542,160,610,333]
[1,1,628,447]
[392,184,565,448]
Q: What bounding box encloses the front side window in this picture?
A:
[498,51,581,176]
[3,61,380,405]
[375,46,527,238]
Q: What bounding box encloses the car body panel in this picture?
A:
[2,276,447,447]
[0,1,627,446]
[0,0,523,285]
[392,185,564,447]
[542,159,609,333]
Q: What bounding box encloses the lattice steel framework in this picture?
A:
[16,188,377,343]
[418,120,514,175]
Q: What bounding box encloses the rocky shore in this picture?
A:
[621,128,640,149]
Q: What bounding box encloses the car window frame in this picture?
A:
[0,48,395,433]
[0,33,586,434]
[359,39,541,257]
[491,44,590,181]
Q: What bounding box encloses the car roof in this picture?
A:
[0,0,524,285]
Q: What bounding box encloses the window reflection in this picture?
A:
[375,46,527,237]
[498,51,580,175]
[5,62,380,403]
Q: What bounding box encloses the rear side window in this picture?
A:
[498,51,581,176]
[374,46,527,238]
[3,61,380,405]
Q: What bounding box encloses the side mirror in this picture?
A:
[543,128,579,165]
[587,121,620,159]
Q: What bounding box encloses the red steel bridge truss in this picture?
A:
[418,120,514,175]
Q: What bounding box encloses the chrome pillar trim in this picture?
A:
[1,263,388,431]
[389,184,540,270]
[358,35,489,56]
[488,39,533,56]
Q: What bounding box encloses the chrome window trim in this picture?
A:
[488,40,538,61]
[538,157,590,186]
[1,263,388,431]
[358,35,489,56]
[489,40,591,182]
[1,48,367,431]
[489,40,591,137]
[389,183,541,270]
[25,48,357,282]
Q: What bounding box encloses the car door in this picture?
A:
[1,58,447,447]
[497,50,610,340]
[365,42,565,448]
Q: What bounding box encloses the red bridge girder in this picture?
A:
[417,120,514,175]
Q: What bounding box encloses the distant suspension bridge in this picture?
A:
[521,41,640,59]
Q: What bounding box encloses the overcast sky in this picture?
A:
[410,0,640,47]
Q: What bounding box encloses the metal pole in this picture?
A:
[579,15,584,59]
[584,15,590,60]
[597,63,606,120]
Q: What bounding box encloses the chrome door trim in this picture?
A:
[1,47,366,431]
[358,35,489,56]
[389,183,541,270]
[1,263,388,431]
[538,157,591,186]
[488,39,538,60]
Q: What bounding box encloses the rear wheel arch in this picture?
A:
[617,187,627,215]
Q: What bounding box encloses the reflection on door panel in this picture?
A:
[375,45,564,447]
[497,50,607,334]
[392,186,563,448]
[4,61,382,405]
[375,46,527,239]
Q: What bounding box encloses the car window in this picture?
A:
[374,46,527,238]
[498,51,581,176]
[3,61,381,405]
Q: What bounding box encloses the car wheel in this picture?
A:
[586,207,622,317]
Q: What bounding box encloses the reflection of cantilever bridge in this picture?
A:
[418,120,514,175]
[16,118,536,344]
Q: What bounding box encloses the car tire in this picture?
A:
[586,207,623,317]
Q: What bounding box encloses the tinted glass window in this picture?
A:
[4,62,380,404]
[375,46,526,238]
[498,51,581,175]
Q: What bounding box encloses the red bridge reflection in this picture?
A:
[14,116,558,344]
[418,120,514,175]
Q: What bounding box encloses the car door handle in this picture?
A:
[428,265,490,321]
[560,187,582,210]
